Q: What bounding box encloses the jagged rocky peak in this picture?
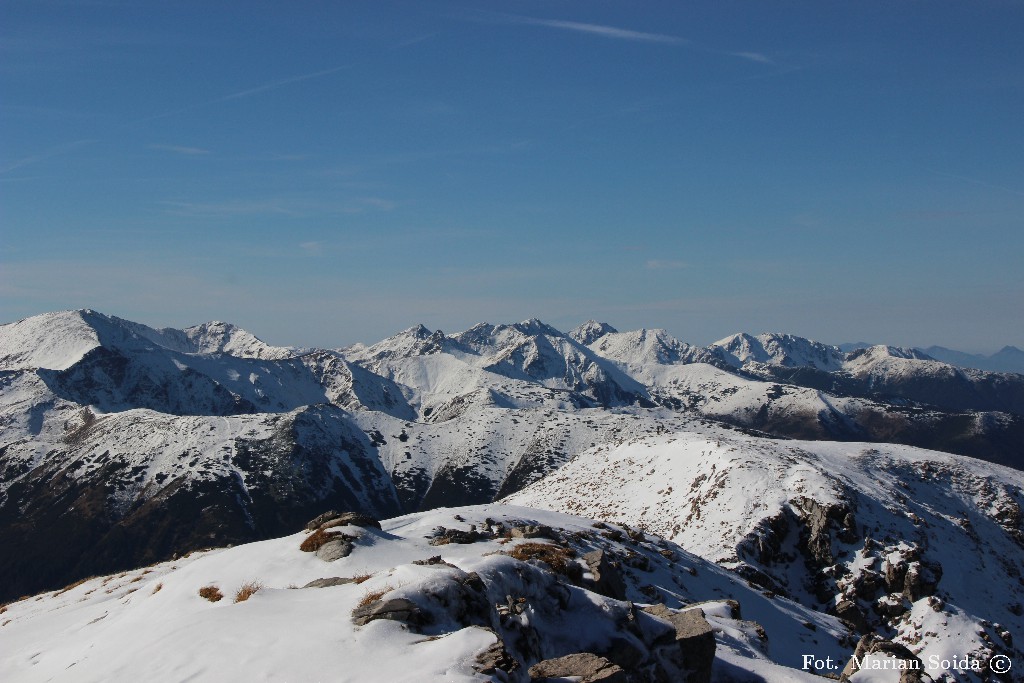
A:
[447,319,567,358]
[405,323,434,339]
[512,317,564,338]
[569,320,618,345]
[711,332,844,371]
[354,323,453,361]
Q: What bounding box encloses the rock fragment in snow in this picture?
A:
[528,652,627,682]
[315,538,354,562]
[473,632,519,677]
[351,597,424,627]
[839,633,924,682]
[509,523,555,539]
[642,605,716,683]
[303,576,356,588]
[583,549,627,600]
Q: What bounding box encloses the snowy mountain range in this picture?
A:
[1,310,1022,681]
[919,345,1024,375]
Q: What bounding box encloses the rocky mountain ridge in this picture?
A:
[2,309,1023,604]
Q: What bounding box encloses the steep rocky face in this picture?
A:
[751,352,1024,417]
[569,320,619,346]
[506,433,1024,678]
[0,403,402,602]
[711,332,846,372]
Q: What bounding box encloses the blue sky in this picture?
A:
[2,1,1022,350]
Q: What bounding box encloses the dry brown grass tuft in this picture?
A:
[152,583,163,595]
[198,585,224,602]
[351,572,374,584]
[356,583,394,608]
[505,542,577,576]
[234,581,263,603]
[300,528,340,552]
[54,576,97,596]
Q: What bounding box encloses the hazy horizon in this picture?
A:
[3,306,1021,356]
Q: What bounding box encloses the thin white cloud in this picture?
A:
[157,195,396,218]
[133,64,348,123]
[221,64,349,101]
[0,138,94,174]
[729,51,774,65]
[646,259,688,270]
[159,199,298,217]
[149,144,210,156]
[510,16,686,45]
[926,168,1024,198]
[299,241,323,255]
[488,13,776,65]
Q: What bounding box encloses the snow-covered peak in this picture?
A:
[711,332,845,371]
[0,309,103,370]
[182,320,295,359]
[587,328,710,367]
[0,309,298,370]
[449,320,566,357]
[513,318,564,338]
[569,320,618,345]
[845,344,934,363]
[347,323,453,365]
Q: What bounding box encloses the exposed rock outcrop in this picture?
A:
[839,634,924,683]
[528,653,627,682]
[583,549,627,600]
[350,597,425,627]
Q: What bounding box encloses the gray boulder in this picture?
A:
[351,597,424,627]
[321,512,382,531]
[642,605,717,683]
[583,549,627,600]
[305,510,342,531]
[528,653,627,682]
[474,632,519,677]
[303,576,356,588]
[510,524,555,539]
[315,538,354,562]
[835,599,870,633]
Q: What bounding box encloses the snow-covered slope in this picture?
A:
[350,319,650,411]
[506,432,1024,680]
[587,327,718,368]
[0,310,295,371]
[0,505,856,682]
[0,310,104,371]
[2,309,1023,603]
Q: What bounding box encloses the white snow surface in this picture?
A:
[506,432,1024,680]
[0,505,849,682]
